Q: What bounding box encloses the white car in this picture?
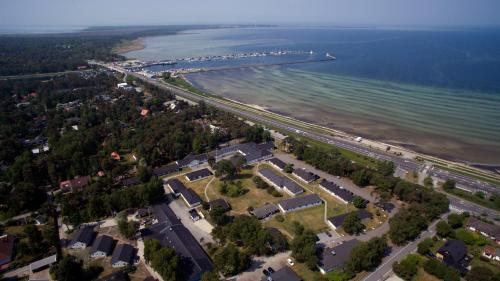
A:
[287,258,295,266]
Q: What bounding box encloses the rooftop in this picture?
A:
[278,194,323,212]
[122,176,141,187]
[268,157,287,170]
[0,234,15,266]
[327,210,373,228]
[90,235,114,256]
[111,244,135,265]
[142,203,213,281]
[293,168,319,182]
[185,168,213,181]
[252,204,279,219]
[319,179,354,203]
[152,164,179,177]
[318,239,359,273]
[70,226,95,246]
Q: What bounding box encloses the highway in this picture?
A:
[430,167,500,195]
[99,63,499,221]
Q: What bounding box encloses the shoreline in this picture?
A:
[183,75,500,167]
[112,38,146,55]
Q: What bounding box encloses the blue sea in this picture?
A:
[125,27,500,163]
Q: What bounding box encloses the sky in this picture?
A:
[1,0,500,29]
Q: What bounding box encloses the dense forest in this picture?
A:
[0,71,254,221]
[0,25,220,76]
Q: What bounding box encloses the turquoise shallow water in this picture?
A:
[125,27,500,163]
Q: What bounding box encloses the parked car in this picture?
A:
[267,267,275,274]
[263,269,270,276]
[287,258,295,266]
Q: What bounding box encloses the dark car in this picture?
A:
[267,267,275,274]
[263,269,270,276]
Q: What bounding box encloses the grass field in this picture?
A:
[265,205,328,235]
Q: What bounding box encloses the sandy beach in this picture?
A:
[112,38,146,54]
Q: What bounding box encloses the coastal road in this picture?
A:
[362,213,447,281]
[99,64,499,220]
[430,167,500,195]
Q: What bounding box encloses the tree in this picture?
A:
[283,164,294,173]
[209,205,231,226]
[377,161,395,177]
[352,196,367,209]
[292,221,305,236]
[466,266,494,281]
[213,244,250,276]
[447,213,464,229]
[389,208,428,245]
[342,212,365,235]
[346,237,387,274]
[442,180,456,191]
[352,169,370,186]
[23,224,47,255]
[215,160,236,179]
[144,238,182,281]
[436,221,453,238]
[417,238,433,255]
[423,259,460,281]
[116,212,138,239]
[201,271,220,281]
[393,254,420,281]
[50,256,83,281]
[423,176,433,188]
[291,230,317,269]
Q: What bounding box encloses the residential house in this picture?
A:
[327,210,373,230]
[292,168,319,183]
[466,217,500,244]
[277,194,323,213]
[90,235,115,258]
[258,168,304,196]
[152,164,179,177]
[176,153,209,168]
[317,239,359,274]
[185,168,213,182]
[436,239,469,274]
[268,158,287,171]
[111,244,136,268]
[212,141,274,164]
[482,245,500,261]
[141,203,213,281]
[59,176,91,192]
[165,179,202,208]
[252,204,280,220]
[0,234,15,271]
[121,176,141,187]
[260,266,301,281]
[69,226,95,249]
[319,180,354,204]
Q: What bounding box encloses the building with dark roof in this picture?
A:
[292,168,319,183]
[213,141,274,164]
[436,239,469,273]
[0,234,15,270]
[185,168,213,182]
[317,239,359,274]
[176,154,208,168]
[466,217,500,244]
[141,203,213,281]
[208,198,230,212]
[152,164,179,177]
[277,194,323,213]
[268,157,287,171]
[375,201,395,213]
[319,180,354,204]
[122,176,141,187]
[111,244,136,268]
[165,179,202,208]
[258,168,304,196]
[252,204,280,220]
[69,226,95,249]
[327,210,373,230]
[90,235,115,258]
[260,266,301,281]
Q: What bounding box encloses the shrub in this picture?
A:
[275,214,285,222]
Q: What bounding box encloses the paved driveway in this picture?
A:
[228,251,291,281]
[167,195,214,244]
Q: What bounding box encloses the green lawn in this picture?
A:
[265,205,328,236]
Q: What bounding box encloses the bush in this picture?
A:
[219,181,247,197]
[213,244,251,276]
[253,176,269,189]
[393,254,421,281]
[423,259,460,281]
[275,214,285,222]
[352,196,367,209]
[417,238,433,255]
[436,221,453,238]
